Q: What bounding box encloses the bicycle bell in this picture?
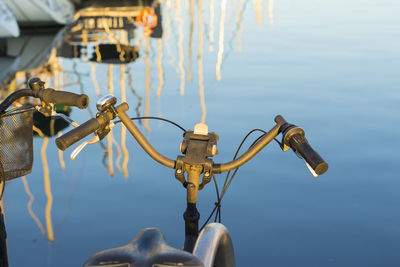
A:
[97,94,117,112]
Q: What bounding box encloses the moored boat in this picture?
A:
[0,1,19,37]
[6,0,75,26]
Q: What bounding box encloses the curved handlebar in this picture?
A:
[56,100,328,177]
[213,123,281,173]
[116,104,176,169]
[118,105,282,172]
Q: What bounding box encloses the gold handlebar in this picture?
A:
[116,103,176,169]
[115,102,281,174]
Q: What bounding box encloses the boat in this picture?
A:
[59,0,162,64]
[0,26,69,88]
[6,0,75,26]
[0,0,19,37]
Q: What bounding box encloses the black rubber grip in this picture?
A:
[40,89,89,109]
[288,133,328,175]
[56,118,100,151]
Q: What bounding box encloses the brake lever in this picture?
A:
[70,135,100,160]
[70,120,115,160]
[51,111,80,128]
[305,161,318,178]
[294,150,318,178]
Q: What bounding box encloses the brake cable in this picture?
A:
[200,128,275,231]
[115,116,187,132]
[199,129,284,231]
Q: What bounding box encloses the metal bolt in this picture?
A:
[176,169,182,174]
[204,171,210,177]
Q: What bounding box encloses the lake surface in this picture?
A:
[1,0,400,266]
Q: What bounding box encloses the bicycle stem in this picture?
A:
[183,166,204,252]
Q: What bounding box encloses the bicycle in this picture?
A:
[0,77,89,267]
[56,94,328,267]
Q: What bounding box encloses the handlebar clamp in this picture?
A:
[174,127,219,189]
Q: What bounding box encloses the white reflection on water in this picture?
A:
[21,176,45,235]
[120,64,129,178]
[268,0,274,26]
[216,0,227,81]
[197,0,206,123]
[176,0,186,95]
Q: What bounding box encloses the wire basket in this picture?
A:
[0,107,34,181]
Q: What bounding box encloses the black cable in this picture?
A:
[212,175,220,201]
[200,128,271,231]
[199,203,219,231]
[115,116,186,132]
[214,207,219,222]
[274,137,283,148]
[222,136,282,196]
[221,129,267,198]
[199,175,221,232]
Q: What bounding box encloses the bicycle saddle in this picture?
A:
[83,228,204,267]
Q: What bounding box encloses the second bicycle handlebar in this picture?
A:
[0,84,89,114]
[36,89,89,109]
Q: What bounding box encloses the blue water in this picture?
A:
[2,0,400,266]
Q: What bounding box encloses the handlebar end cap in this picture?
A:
[314,162,328,175]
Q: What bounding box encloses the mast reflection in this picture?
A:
[176,0,186,95]
[188,0,194,82]
[209,0,215,52]
[268,0,274,25]
[256,0,263,25]
[216,0,227,81]
[120,64,129,178]
[144,35,151,132]
[21,176,46,235]
[156,39,164,98]
[197,0,206,123]
[32,126,55,242]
